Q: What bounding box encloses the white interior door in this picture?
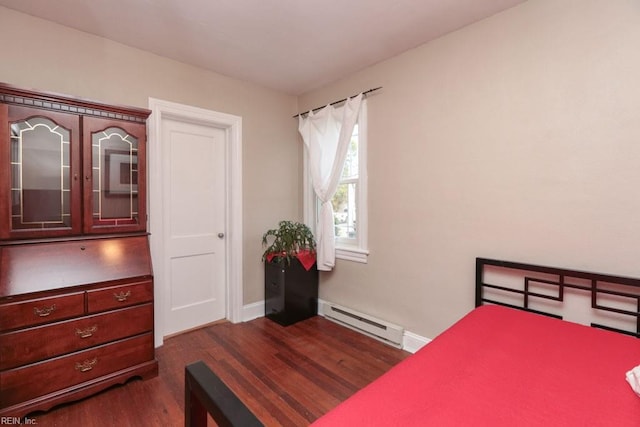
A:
[162,118,226,335]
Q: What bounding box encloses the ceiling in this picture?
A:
[0,0,526,95]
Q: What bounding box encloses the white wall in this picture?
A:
[298,0,640,339]
[3,1,640,341]
[0,6,301,305]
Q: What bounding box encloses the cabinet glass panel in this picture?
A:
[92,127,139,221]
[10,117,71,231]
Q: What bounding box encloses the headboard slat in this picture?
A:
[476,258,640,338]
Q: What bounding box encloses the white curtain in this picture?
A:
[298,93,364,271]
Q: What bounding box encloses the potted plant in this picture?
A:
[262,220,316,264]
[262,220,319,326]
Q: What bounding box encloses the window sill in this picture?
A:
[335,247,369,263]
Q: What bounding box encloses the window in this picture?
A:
[332,125,359,242]
[303,103,368,263]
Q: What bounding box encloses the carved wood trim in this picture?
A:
[0,82,150,123]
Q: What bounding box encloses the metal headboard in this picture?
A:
[475,258,640,338]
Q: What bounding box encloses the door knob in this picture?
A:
[218,233,225,239]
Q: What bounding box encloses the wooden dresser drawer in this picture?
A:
[0,333,154,408]
[0,292,85,332]
[87,281,152,313]
[0,304,153,370]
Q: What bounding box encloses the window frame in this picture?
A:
[303,101,368,263]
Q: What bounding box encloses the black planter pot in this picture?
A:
[264,257,319,326]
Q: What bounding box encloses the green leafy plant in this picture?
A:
[262,220,316,264]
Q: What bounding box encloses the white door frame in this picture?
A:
[148,98,243,347]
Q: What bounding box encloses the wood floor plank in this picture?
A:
[23,316,410,426]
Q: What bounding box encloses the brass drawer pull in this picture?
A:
[33,304,56,317]
[75,325,98,338]
[75,357,98,372]
[113,290,131,302]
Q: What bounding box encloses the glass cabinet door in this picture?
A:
[1,106,81,238]
[83,117,146,234]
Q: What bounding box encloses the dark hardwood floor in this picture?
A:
[26,315,410,426]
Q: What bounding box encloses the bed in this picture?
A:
[185,258,640,426]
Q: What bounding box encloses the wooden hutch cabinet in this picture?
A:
[0,83,157,418]
[0,87,147,240]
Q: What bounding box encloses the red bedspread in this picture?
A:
[312,305,640,426]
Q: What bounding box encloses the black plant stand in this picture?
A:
[264,257,318,326]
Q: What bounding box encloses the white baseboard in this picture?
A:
[402,330,431,354]
[241,301,264,322]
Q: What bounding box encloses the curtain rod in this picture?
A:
[293,86,382,118]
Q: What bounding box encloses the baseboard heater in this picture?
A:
[321,302,404,348]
